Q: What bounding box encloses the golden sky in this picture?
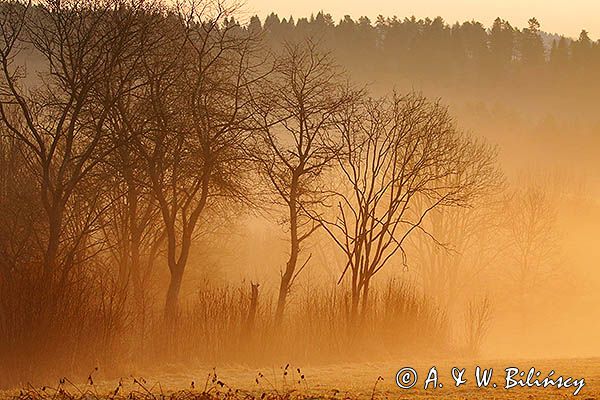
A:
[243,0,598,39]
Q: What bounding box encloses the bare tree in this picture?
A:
[411,180,504,314]
[0,115,43,286]
[503,175,560,302]
[94,7,176,339]
[136,3,264,321]
[315,93,498,324]
[0,0,154,376]
[464,295,493,356]
[0,0,148,299]
[251,40,356,323]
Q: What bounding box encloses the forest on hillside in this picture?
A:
[238,12,600,183]
[248,12,600,95]
[252,13,598,70]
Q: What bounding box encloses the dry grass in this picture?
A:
[8,367,374,400]
[0,278,447,389]
[162,279,448,365]
[8,358,600,400]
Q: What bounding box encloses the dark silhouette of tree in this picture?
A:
[251,40,356,324]
[136,4,264,321]
[248,15,262,36]
[0,0,148,300]
[519,18,545,66]
[314,94,498,324]
[0,0,159,378]
[550,36,570,70]
[489,18,515,69]
[572,30,593,70]
[96,9,177,331]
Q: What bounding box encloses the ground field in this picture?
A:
[2,358,598,399]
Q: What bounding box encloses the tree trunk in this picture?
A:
[165,267,183,324]
[349,274,360,328]
[40,206,63,319]
[274,182,299,325]
[162,219,188,322]
[274,253,297,325]
[42,209,62,284]
[360,277,371,324]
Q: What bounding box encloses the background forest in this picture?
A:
[0,0,598,390]
[253,12,600,178]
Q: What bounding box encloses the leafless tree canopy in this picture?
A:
[313,94,499,321]
[250,40,357,322]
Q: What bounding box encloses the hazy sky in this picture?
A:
[243,0,599,39]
